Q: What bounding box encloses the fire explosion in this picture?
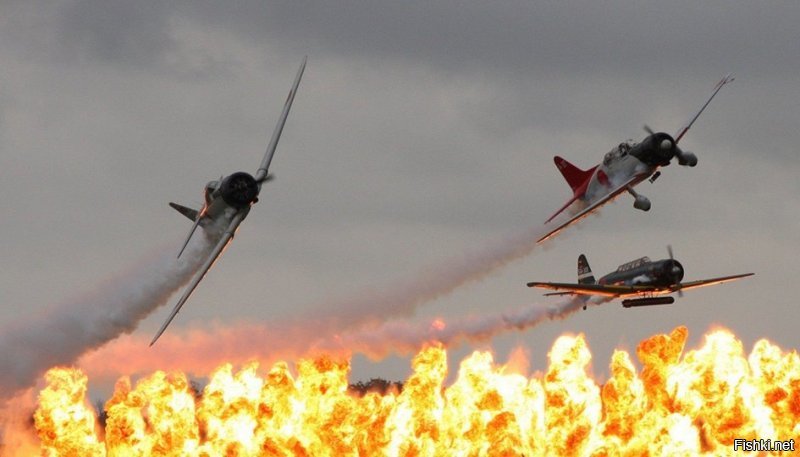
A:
[24,326,800,456]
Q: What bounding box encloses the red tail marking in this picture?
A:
[545,157,597,223]
[554,156,596,195]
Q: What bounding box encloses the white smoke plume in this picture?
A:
[304,224,552,331]
[0,233,213,400]
[2,219,554,398]
[324,297,594,359]
[71,223,565,381]
[75,297,599,381]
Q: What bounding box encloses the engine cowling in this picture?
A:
[219,171,259,209]
[660,259,684,283]
[677,150,698,167]
[633,195,651,211]
[630,132,676,166]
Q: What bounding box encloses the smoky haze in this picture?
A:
[0,217,554,397]
[0,0,798,432]
[0,235,212,400]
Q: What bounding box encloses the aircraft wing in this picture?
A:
[674,74,734,143]
[255,56,307,183]
[527,281,657,298]
[537,175,644,243]
[150,211,247,346]
[673,272,754,293]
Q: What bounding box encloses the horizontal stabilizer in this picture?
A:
[170,202,199,222]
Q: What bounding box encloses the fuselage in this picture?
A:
[597,256,684,291]
[580,132,683,203]
[581,131,678,203]
[583,144,651,202]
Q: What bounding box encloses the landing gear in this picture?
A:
[627,186,651,211]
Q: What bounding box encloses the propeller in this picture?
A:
[256,173,275,184]
[643,124,655,135]
[667,245,684,297]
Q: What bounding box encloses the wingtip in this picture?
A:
[149,330,163,347]
[537,230,557,243]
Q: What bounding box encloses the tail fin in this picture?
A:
[578,254,595,284]
[554,156,596,196]
[170,202,199,222]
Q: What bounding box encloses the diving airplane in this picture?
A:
[537,74,734,243]
[527,247,753,308]
[149,57,306,346]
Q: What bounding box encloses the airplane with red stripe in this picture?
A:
[537,74,734,243]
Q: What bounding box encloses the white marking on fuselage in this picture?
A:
[630,274,651,285]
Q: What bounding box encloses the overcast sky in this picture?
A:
[1,0,798,389]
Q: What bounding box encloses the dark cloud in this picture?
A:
[58,1,174,64]
[40,0,800,82]
[99,0,800,80]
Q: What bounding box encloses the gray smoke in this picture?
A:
[1,219,556,398]
[73,223,561,378]
[324,296,593,358]
[76,297,597,381]
[310,224,552,331]
[0,232,213,400]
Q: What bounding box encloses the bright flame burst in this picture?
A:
[30,326,800,456]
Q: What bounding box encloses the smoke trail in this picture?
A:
[299,224,552,331]
[75,297,605,380]
[0,233,213,400]
[4,217,555,397]
[72,223,558,379]
[324,297,599,359]
[0,218,561,400]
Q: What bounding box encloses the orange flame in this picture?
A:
[27,326,800,455]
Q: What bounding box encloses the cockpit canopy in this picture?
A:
[616,256,651,272]
[602,140,636,166]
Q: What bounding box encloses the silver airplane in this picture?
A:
[150,57,306,346]
[538,74,734,243]
[527,246,753,309]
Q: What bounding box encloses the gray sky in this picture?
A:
[1,0,798,389]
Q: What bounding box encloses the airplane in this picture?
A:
[537,74,734,243]
[149,57,307,346]
[527,247,753,309]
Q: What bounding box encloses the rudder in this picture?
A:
[578,254,595,284]
[554,156,596,196]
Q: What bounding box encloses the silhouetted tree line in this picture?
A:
[348,378,403,396]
